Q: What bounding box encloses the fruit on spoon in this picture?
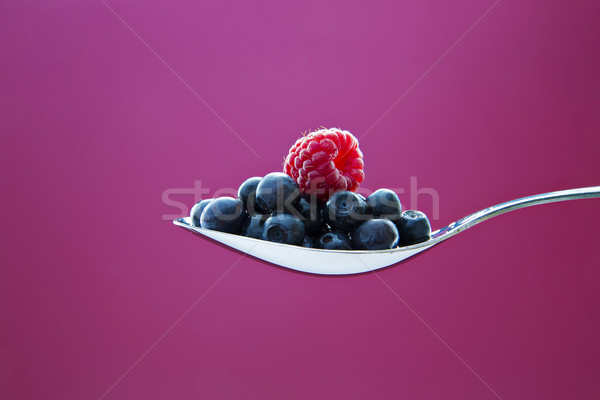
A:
[284,128,364,200]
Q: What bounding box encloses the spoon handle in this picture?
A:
[431,186,600,240]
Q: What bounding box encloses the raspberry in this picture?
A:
[283,128,364,200]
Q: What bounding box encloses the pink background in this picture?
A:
[1,0,600,399]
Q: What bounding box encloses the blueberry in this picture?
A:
[302,235,315,248]
[241,214,268,239]
[190,198,213,226]
[295,195,327,235]
[255,172,300,214]
[396,210,431,246]
[366,189,402,223]
[352,219,399,250]
[237,176,262,215]
[262,213,305,245]
[200,197,247,234]
[325,191,369,232]
[316,231,352,250]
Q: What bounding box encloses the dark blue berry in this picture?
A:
[316,231,352,250]
[255,172,300,214]
[237,177,262,215]
[190,198,213,227]
[262,213,305,245]
[241,214,268,239]
[366,189,402,223]
[325,191,369,232]
[352,219,399,250]
[396,210,431,246]
[295,195,327,235]
[302,235,315,248]
[200,197,247,234]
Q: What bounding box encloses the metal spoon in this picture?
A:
[173,186,600,275]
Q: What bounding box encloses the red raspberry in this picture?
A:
[283,128,364,200]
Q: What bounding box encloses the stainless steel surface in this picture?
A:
[430,186,600,240]
[174,186,600,275]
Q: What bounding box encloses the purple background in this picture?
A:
[1,0,600,399]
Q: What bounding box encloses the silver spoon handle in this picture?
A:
[431,186,600,240]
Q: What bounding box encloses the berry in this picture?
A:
[283,128,364,200]
[366,189,402,223]
[352,219,399,250]
[200,197,247,234]
[237,176,262,215]
[241,214,268,239]
[325,190,369,232]
[397,210,431,245]
[295,195,327,235]
[302,235,315,248]
[190,198,213,227]
[262,213,305,245]
[255,172,300,214]
[316,231,352,250]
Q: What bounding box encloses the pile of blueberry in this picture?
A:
[190,172,431,250]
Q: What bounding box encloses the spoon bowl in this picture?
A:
[174,186,600,275]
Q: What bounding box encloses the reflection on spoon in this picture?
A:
[174,186,600,275]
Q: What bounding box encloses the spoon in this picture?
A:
[173,186,600,275]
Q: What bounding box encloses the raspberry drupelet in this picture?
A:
[283,128,364,200]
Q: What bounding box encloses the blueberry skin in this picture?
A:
[262,213,305,245]
[352,219,399,250]
[200,197,247,234]
[325,191,369,233]
[302,235,315,248]
[295,195,327,235]
[316,231,353,250]
[396,210,431,246]
[237,176,262,215]
[241,214,268,239]
[366,189,402,223]
[190,198,214,227]
[255,172,301,214]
